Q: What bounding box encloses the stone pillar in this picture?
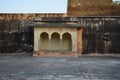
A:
[48,36,51,51]
[60,35,62,51]
[72,33,77,52]
[34,31,39,51]
[38,38,40,51]
[77,28,83,56]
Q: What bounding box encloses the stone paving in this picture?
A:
[0,54,120,80]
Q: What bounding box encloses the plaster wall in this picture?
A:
[34,27,77,52]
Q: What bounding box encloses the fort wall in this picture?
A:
[68,0,112,6]
[0,14,66,20]
[68,0,120,16]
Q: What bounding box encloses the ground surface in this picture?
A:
[0,54,120,80]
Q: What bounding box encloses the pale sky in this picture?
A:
[0,0,119,13]
[0,0,67,13]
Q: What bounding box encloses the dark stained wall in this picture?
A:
[0,15,120,54]
[0,14,65,53]
[0,20,34,53]
[82,18,120,54]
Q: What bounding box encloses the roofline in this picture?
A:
[28,24,81,28]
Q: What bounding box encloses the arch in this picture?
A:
[40,32,49,51]
[62,33,72,51]
[50,32,60,51]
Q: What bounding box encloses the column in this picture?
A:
[34,31,40,51]
[60,35,62,51]
[38,38,40,51]
[48,36,51,51]
[77,28,83,55]
[72,34,77,52]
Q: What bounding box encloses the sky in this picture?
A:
[0,0,67,13]
[0,0,119,13]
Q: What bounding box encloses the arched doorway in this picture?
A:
[50,32,60,51]
[62,33,72,51]
[40,32,49,51]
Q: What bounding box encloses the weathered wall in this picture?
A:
[0,14,65,20]
[68,0,120,16]
[0,14,65,53]
[0,20,34,53]
[0,2,120,54]
[82,18,120,54]
[68,0,112,6]
[0,15,120,54]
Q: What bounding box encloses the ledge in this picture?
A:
[33,51,81,57]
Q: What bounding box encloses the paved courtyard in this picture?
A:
[0,54,120,80]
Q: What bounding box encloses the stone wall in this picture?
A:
[68,0,120,16]
[0,14,66,20]
[0,15,120,54]
[68,0,112,6]
[0,14,65,53]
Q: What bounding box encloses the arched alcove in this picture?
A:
[62,33,72,51]
[50,32,60,51]
[40,32,49,51]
